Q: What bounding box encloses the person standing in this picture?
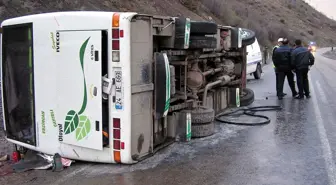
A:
[291,39,315,99]
[272,38,298,100]
[272,38,283,97]
[272,38,283,68]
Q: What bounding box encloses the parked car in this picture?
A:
[246,38,262,79]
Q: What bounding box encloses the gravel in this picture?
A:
[0,81,14,159]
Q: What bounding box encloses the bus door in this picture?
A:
[56,30,103,150]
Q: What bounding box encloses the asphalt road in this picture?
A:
[2,48,336,185]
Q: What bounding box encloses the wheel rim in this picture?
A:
[240,29,253,39]
[240,30,250,39]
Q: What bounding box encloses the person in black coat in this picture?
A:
[272,38,298,100]
[291,39,315,99]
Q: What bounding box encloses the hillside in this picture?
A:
[0,0,336,47]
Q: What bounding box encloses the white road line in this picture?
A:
[310,74,336,185]
[315,81,328,104]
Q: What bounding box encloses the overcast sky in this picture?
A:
[304,0,336,19]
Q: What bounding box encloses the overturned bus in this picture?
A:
[0,11,255,164]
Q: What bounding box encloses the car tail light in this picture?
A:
[112,40,119,50]
[114,151,121,163]
[112,13,121,63]
[111,13,123,162]
[113,118,122,163]
[113,140,121,150]
[121,142,125,149]
[112,13,120,27]
[113,129,120,139]
[113,118,120,128]
[112,29,119,39]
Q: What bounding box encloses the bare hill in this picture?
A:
[1,0,336,47]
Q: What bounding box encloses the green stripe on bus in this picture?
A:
[164,56,170,113]
[28,28,32,41]
[28,28,34,124]
[29,47,32,68]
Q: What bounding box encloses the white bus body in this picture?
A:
[1,12,139,163]
[1,11,248,164]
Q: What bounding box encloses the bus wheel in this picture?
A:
[190,21,218,35]
[253,64,262,79]
[240,88,255,106]
[240,28,256,46]
[189,36,217,49]
[191,122,215,138]
[182,106,215,124]
[175,19,217,35]
[181,107,215,138]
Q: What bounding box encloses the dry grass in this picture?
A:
[199,0,336,47]
[1,0,336,48]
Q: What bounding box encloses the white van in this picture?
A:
[246,38,262,79]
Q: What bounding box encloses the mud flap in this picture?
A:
[154,53,171,119]
[173,112,192,142]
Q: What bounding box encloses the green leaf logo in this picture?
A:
[78,38,90,115]
[64,110,79,134]
[75,115,91,141]
[62,37,92,141]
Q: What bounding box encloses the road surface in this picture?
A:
[2,48,336,185]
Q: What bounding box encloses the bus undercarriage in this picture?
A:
[127,15,253,161]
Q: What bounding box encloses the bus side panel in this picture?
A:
[130,19,153,159]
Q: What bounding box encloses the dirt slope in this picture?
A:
[1,0,336,47]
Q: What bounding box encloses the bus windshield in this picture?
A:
[2,23,36,145]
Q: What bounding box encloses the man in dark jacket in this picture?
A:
[272,38,283,98]
[291,39,315,99]
[272,38,298,100]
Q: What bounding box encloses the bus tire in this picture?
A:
[174,17,188,49]
[181,106,215,124]
[190,21,217,35]
[189,36,217,49]
[240,88,254,106]
[240,28,256,46]
[175,17,187,34]
[253,64,262,79]
[191,122,215,138]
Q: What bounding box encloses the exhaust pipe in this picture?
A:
[202,75,234,105]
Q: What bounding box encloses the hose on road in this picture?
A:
[215,106,282,126]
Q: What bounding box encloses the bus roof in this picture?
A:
[1,11,137,27]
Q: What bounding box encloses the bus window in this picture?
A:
[2,23,36,145]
